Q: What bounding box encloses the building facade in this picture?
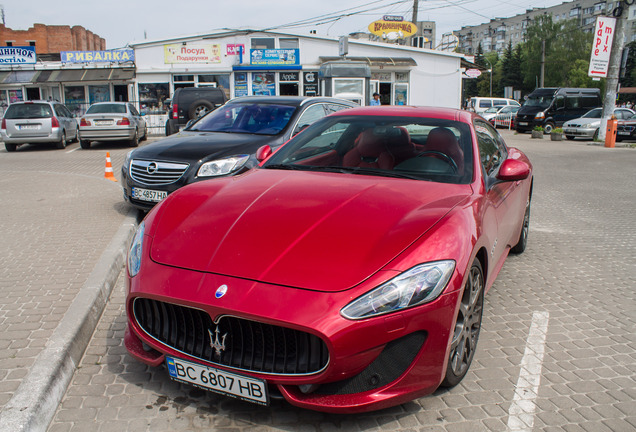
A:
[0,23,106,54]
[455,1,634,55]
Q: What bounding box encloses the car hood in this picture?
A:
[149,169,472,292]
[132,131,284,161]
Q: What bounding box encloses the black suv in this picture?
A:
[165,87,228,135]
[123,96,358,210]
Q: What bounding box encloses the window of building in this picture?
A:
[279,38,299,49]
[173,74,195,90]
[64,86,86,115]
[198,74,231,98]
[28,41,36,47]
[5,41,13,46]
[252,72,276,95]
[570,7,581,16]
[251,38,275,49]
[88,85,110,104]
[138,83,169,114]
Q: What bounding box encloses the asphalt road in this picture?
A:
[0,131,634,431]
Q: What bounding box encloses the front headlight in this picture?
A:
[535,111,545,120]
[127,221,145,277]
[197,155,249,177]
[341,260,456,320]
[123,150,134,173]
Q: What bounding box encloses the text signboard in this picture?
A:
[250,49,299,66]
[61,49,134,63]
[164,44,220,64]
[588,16,616,78]
[0,46,36,64]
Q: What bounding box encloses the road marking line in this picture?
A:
[66,147,79,153]
[507,311,549,432]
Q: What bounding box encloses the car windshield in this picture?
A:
[523,95,552,108]
[581,108,602,118]
[262,115,473,185]
[4,103,53,119]
[189,102,297,135]
[484,107,499,113]
[86,104,127,114]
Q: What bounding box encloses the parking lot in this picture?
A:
[0,131,634,431]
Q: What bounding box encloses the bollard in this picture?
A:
[605,116,617,148]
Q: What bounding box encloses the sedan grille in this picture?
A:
[130,159,189,185]
[133,298,329,376]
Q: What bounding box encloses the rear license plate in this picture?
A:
[19,124,40,130]
[518,122,528,126]
[166,357,268,405]
[131,187,167,203]
[95,120,114,126]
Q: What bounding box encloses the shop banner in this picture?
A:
[0,46,36,64]
[588,16,616,78]
[164,44,221,64]
[226,44,245,55]
[368,19,417,39]
[250,49,299,66]
[61,49,134,63]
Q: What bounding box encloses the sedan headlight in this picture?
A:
[197,155,249,177]
[123,150,134,172]
[127,221,145,277]
[341,260,456,320]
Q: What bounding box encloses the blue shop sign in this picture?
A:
[250,49,299,66]
[0,46,36,64]
[61,49,135,63]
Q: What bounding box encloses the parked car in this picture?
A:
[78,102,147,149]
[165,87,228,135]
[616,113,636,141]
[515,87,602,133]
[0,100,79,152]
[491,105,520,128]
[122,96,358,210]
[562,107,634,140]
[480,106,505,121]
[124,106,533,413]
[468,97,519,115]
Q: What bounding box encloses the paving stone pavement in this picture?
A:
[6,131,636,431]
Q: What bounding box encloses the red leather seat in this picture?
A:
[423,127,465,173]
[343,130,394,169]
[386,127,416,165]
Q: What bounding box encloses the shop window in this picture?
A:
[64,86,86,116]
[279,38,299,49]
[279,71,299,96]
[252,73,276,96]
[138,83,169,114]
[198,74,231,99]
[251,38,275,49]
[174,74,195,90]
[89,85,110,104]
[394,83,408,105]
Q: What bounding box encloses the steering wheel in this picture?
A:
[417,151,458,173]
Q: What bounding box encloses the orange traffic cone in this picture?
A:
[104,152,117,182]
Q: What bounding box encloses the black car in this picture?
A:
[122,96,358,210]
[165,87,228,135]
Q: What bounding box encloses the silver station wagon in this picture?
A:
[1,100,79,152]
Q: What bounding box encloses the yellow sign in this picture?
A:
[164,44,221,64]
[368,20,418,39]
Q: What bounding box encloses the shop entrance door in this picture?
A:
[26,87,41,100]
[379,82,392,105]
[114,85,128,102]
[279,82,299,95]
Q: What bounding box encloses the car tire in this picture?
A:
[616,136,623,142]
[56,131,67,149]
[80,139,91,149]
[5,143,17,152]
[188,100,214,120]
[141,124,148,141]
[543,122,555,134]
[130,129,139,147]
[565,135,575,140]
[511,197,531,254]
[441,259,484,388]
[593,129,599,141]
[165,119,177,136]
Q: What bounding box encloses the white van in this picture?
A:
[468,97,520,115]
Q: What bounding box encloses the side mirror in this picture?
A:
[496,158,530,182]
[256,145,273,162]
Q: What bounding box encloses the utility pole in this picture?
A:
[599,11,628,140]
[412,0,418,25]
[540,40,545,88]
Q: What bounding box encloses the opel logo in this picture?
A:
[146,162,158,174]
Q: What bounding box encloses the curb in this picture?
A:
[0,208,140,432]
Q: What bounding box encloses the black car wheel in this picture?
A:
[141,124,148,141]
[130,129,139,147]
[80,139,91,149]
[511,197,531,254]
[56,131,67,149]
[5,143,17,152]
[188,100,214,119]
[441,259,484,388]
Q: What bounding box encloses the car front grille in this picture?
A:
[130,159,189,185]
[133,298,329,376]
[618,125,634,132]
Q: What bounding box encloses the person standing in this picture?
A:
[370,92,381,106]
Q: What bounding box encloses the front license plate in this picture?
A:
[618,131,630,135]
[131,187,167,203]
[518,122,528,126]
[166,357,268,405]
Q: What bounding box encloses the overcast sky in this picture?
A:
[5,0,568,49]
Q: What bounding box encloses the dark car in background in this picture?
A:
[79,102,148,148]
[165,87,228,135]
[616,113,636,142]
[122,96,358,210]
[1,100,79,152]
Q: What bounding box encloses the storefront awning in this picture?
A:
[55,69,86,81]
[2,70,39,84]
[232,65,302,71]
[319,57,417,67]
[0,68,136,83]
[108,69,135,80]
[82,69,112,81]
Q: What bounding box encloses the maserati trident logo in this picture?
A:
[208,326,227,357]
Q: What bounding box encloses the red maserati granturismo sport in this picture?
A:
[125,106,533,413]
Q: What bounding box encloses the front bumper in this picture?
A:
[562,126,595,139]
[125,253,462,413]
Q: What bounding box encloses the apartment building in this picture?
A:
[455,1,634,55]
